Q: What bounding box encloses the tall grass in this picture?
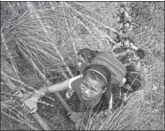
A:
[1,2,72,130]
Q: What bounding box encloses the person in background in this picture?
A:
[112,64,143,110]
[122,64,143,93]
[120,64,143,104]
[77,48,99,74]
[116,48,145,70]
[117,5,131,24]
[112,36,145,71]
[112,37,138,53]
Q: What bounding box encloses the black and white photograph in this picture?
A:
[1,1,164,130]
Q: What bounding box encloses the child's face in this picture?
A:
[77,54,89,73]
[80,72,106,101]
[77,55,86,67]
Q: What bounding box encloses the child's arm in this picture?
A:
[32,79,70,101]
[22,79,70,113]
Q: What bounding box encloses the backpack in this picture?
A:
[91,52,127,87]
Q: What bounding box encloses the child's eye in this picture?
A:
[91,88,97,93]
[82,84,85,88]
[81,83,88,89]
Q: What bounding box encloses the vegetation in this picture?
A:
[1,2,164,130]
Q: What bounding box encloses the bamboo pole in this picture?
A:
[54,93,72,113]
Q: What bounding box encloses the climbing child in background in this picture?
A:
[117,5,131,25]
[112,64,144,110]
[76,48,99,74]
[22,64,113,123]
[115,48,145,70]
[112,36,145,70]
[116,4,140,35]
[117,4,133,34]
[130,48,145,70]
[66,48,99,99]
[112,37,138,53]
[115,4,140,47]
[123,64,143,93]
[121,64,143,102]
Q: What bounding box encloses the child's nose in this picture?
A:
[84,89,90,95]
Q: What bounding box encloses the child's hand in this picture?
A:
[67,112,84,123]
[21,97,38,114]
